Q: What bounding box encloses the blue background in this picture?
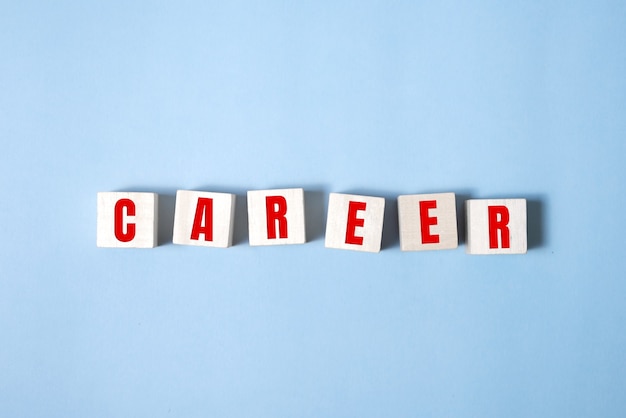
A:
[2,1,625,417]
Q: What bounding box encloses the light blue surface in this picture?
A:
[2,1,626,416]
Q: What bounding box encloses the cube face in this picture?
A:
[466,199,527,255]
[97,192,158,248]
[247,188,306,246]
[172,190,236,248]
[325,193,385,253]
[398,192,458,252]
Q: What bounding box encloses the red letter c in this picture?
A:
[114,198,136,242]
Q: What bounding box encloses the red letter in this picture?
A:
[190,198,213,241]
[488,205,510,248]
[266,196,288,239]
[345,201,366,245]
[114,198,136,242]
[420,200,440,244]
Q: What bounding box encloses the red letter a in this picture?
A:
[190,198,213,241]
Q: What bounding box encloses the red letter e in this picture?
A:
[419,200,440,244]
[345,201,366,245]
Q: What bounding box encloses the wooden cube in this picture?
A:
[398,192,458,251]
[173,190,236,248]
[466,199,527,254]
[97,192,158,248]
[325,193,385,253]
[247,188,306,246]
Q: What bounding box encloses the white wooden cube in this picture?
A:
[247,188,306,246]
[466,199,527,255]
[325,193,385,253]
[172,190,236,248]
[398,192,458,251]
[97,192,158,248]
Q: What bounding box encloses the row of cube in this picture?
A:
[97,189,527,254]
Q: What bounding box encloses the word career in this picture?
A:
[97,189,527,255]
